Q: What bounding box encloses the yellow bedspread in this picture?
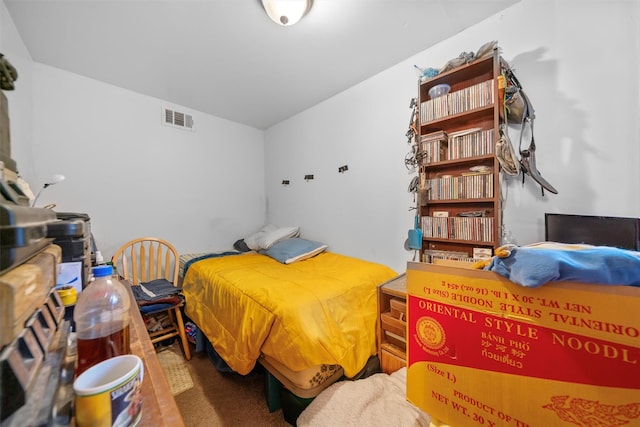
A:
[182,251,396,377]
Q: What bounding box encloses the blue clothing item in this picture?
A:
[485,243,640,288]
[140,302,176,314]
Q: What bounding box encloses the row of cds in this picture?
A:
[447,128,495,160]
[419,130,447,163]
[428,254,485,264]
[420,249,490,264]
[421,249,474,264]
[424,172,494,200]
[420,128,495,164]
[420,216,494,243]
[421,79,495,123]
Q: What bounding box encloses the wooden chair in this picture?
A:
[111,237,191,360]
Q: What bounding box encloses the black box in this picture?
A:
[280,389,314,426]
[48,212,92,288]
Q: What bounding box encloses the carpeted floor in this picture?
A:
[159,342,290,426]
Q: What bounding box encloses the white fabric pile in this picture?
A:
[297,368,431,427]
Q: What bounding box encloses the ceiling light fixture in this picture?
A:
[261,0,312,26]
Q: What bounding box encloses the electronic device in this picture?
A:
[545,213,640,251]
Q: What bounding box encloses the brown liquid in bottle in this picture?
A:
[76,324,131,376]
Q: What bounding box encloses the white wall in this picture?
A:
[3,1,639,273]
[264,60,415,272]
[29,65,267,258]
[265,0,640,273]
[1,2,267,260]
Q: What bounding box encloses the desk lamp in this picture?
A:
[31,174,65,207]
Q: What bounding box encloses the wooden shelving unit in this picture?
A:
[416,48,503,264]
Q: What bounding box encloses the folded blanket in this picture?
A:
[481,242,640,288]
[181,250,241,278]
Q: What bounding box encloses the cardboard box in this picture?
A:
[431,258,475,269]
[55,261,83,295]
[406,262,640,427]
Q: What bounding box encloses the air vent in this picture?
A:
[162,106,195,131]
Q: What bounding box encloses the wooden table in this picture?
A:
[123,279,186,427]
[5,279,186,426]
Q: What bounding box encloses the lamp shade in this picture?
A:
[261,0,312,26]
[47,174,66,185]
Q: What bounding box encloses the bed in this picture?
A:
[179,237,397,398]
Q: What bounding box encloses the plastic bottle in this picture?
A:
[74,264,131,376]
[94,250,104,265]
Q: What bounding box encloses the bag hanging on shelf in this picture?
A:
[495,124,520,176]
[408,215,423,250]
[505,85,527,124]
[500,59,558,195]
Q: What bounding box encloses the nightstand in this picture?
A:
[377,273,407,374]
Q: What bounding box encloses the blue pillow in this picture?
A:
[261,238,328,264]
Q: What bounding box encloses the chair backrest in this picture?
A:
[111,237,179,286]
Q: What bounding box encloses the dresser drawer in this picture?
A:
[380,347,406,374]
[381,312,406,339]
[384,330,406,351]
[389,298,406,321]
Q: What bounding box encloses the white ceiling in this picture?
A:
[4,0,518,130]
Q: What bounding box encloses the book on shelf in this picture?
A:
[421,249,486,265]
[447,128,483,138]
[420,130,448,142]
[473,247,493,259]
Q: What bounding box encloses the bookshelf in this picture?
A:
[415,48,503,264]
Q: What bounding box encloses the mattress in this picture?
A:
[259,356,344,398]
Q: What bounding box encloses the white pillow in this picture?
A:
[244,224,278,250]
[258,226,300,250]
[245,225,299,251]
